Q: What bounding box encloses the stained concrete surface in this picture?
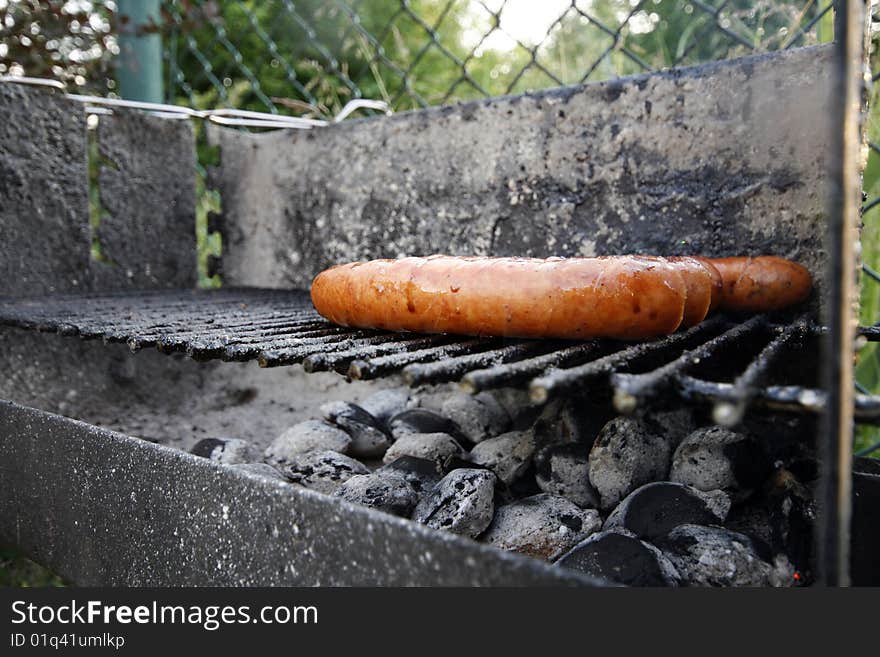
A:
[91,109,197,290]
[0,400,602,585]
[0,84,92,296]
[1,84,204,445]
[0,86,197,295]
[210,45,833,299]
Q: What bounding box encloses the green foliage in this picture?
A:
[0,0,118,93]
[0,546,64,587]
[161,1,833,113]
[196,166,222,288]
[859,63,880,392]
[855,40,880,454]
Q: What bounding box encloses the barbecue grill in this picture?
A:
[2,289,877,423]
[1,14,878,585]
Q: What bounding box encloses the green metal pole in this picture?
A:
[117,0,164,102]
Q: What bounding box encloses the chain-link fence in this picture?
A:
[160,0,837,117]
[857,69,880,455]
[0,1,838,112]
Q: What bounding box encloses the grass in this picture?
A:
[854,50,880,454]
[195,123,223,290]
[0,547,64,587]
[196,171,223,289]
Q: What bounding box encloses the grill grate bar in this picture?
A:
[0,289,316,342]
[459,341,604,393]
[402,340,560,387]
[107,304,320,342]
[122,313,327,347]
[1,288,878,424]
[221,329,381,362]
[224,329,385,363]
[185,326,355,361]
[157,321,340,355]
[0,288,302,318]
[678,377,880,422]
[609,315,766,412]
[708,317,811,426]
[222,329,387,361]
[347,338,503,380]
[116,311,326,350]
[302,334,456,374]
[528,316,727,403]
[860,324,880,341]
[258,331,421,367]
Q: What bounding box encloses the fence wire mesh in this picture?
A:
[158,0,837,117]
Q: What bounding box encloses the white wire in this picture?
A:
[0,75,391,129]
[67,93,201,117]
[207,116,321,129]
[333,99,392,122]
[0,75,66,90]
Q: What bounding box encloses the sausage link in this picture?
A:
[310,254,811,340]
[310,255,688,340]
[666,256,723,326]
[702,256,812,312]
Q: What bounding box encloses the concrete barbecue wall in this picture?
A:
[209,45,834,297]
[0,400,600,585]
[0,45,837,443]
[0,84,197,297]
[0,44,848,586]
[0,85,374,450]
[0,83,205,435]
[0,83,598,585]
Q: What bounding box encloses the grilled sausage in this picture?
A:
[310,254,811,340]
[701,256,812,312]
[667,256,723,326]
[310,255,691,340]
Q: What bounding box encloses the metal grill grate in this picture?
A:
[1,287,877,424]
